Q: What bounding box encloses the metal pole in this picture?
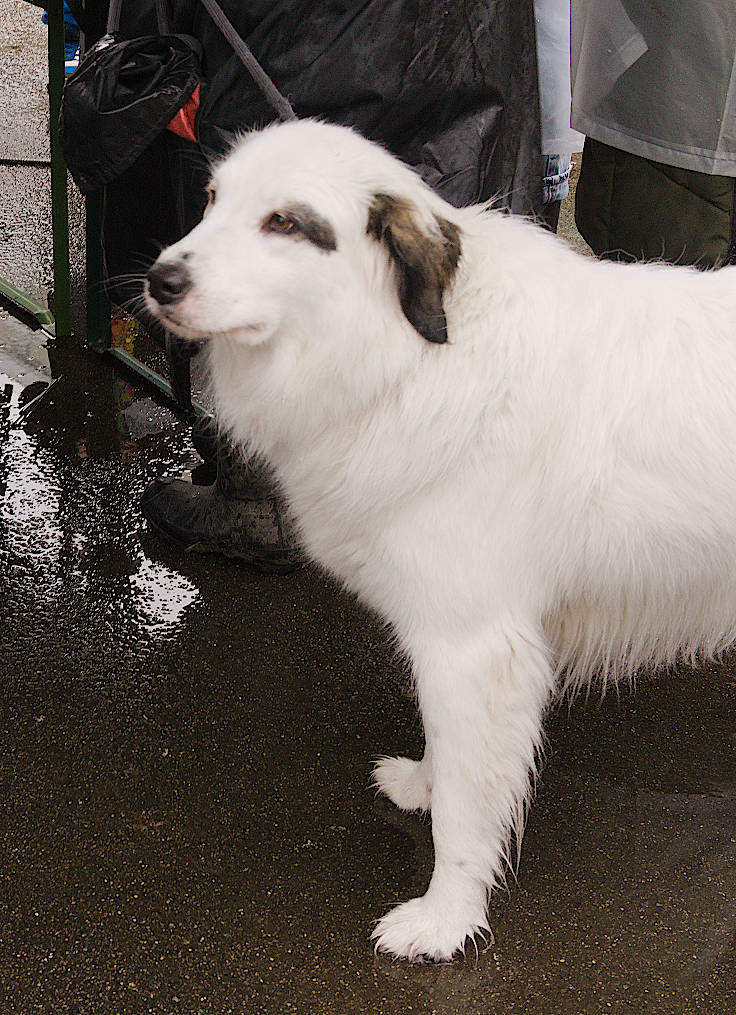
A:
[46,0,72,338]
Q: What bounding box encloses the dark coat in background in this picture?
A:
[70,1,542,306]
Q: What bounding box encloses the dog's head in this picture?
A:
[144,120,462,348]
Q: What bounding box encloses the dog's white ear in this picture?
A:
[367,194,461,344]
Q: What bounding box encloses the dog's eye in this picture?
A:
[203,187,216,216]
[265,212,298,235]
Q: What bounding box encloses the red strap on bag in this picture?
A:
[167,82,200,142]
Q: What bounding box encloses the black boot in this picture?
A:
[190,412,218,466]
[141,436,303,574]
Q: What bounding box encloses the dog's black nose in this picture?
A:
[147,260,192,305]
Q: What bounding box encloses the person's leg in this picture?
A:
[575,137,736,267]
[539,153,572,232]
[538,198,561,232]
[141,434,303,573]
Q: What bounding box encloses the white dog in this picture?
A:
[145,119,736,962]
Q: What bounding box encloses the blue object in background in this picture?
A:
[42,4,80,73]
[41,3,79,33]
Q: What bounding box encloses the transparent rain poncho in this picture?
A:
[535,0,584,155]
[571,0,736,176]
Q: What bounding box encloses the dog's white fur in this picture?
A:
[146,120,736,962]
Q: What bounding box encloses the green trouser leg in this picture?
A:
[575,138,736,268]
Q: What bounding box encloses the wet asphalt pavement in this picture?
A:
[1,4,736,1013]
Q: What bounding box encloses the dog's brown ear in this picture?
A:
[367,194,461,344]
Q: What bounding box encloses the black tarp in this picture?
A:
[69,2,542,308]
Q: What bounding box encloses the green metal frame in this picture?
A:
[0,278,56,331]
[0,0,70,337]
[1,2,201,416]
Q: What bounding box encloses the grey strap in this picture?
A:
[197,0,297,122]
[106,0,122,34]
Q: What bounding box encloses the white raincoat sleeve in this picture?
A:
[534,0,584,155]
[571,0,736,176]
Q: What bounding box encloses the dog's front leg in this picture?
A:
[372,621,553,962]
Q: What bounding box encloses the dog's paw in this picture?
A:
[372,893,490,963]
[371,755,432,812]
